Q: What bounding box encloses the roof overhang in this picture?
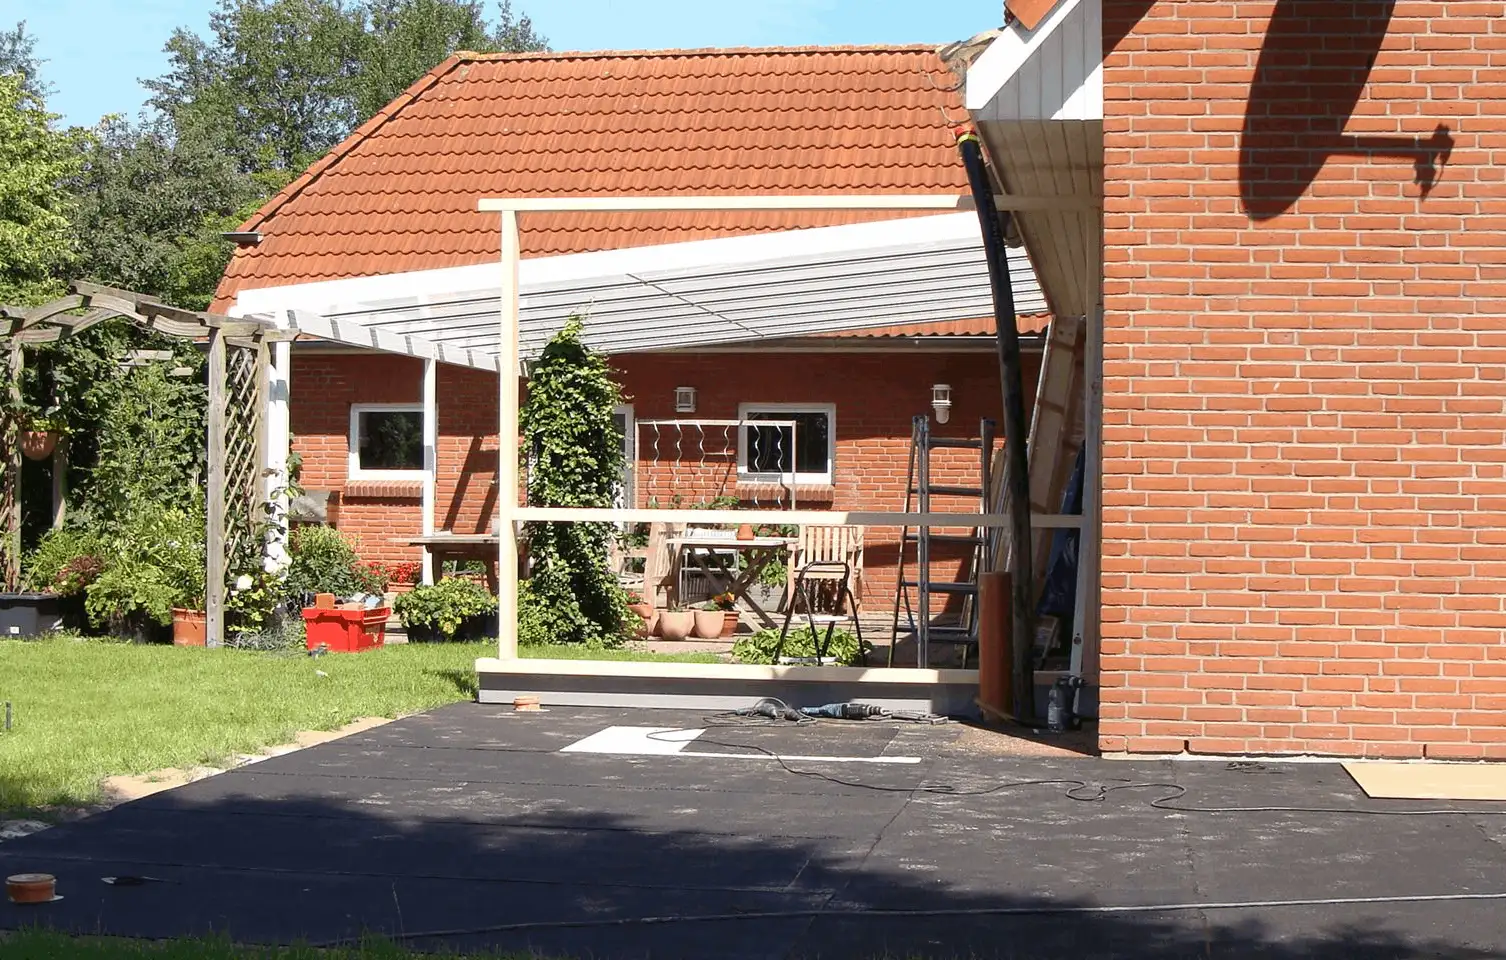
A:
[958,0,1103,319]
[236,213,1046,363]
[966,0,1102,123]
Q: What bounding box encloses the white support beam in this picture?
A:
[476,194,1098,214]
[284,309,500,372]
[512,507,1083,529]
[479,195,972,213]
[497,209,522,660]
[264,317,293,571]
[991,194,1100,212]
[421,357,438,586]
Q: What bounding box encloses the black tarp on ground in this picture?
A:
[5,703,1506,959]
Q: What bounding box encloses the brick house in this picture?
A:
[213,47,1054,638]
[220,1,1505,759]
[957,0,1505,757]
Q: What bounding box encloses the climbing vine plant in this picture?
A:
[519,317,629,647]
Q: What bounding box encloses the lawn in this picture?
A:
[0,637,719,813]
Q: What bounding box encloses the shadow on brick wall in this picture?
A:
[1239,0,1452,221]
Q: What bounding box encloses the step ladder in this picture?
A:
[888,415,996,668]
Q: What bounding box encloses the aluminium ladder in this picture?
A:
[888,415,996,668]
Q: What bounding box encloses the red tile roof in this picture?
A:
[813,315,1050,339]
[213,46,973,313]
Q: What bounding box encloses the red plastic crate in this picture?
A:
[302,606,389,653]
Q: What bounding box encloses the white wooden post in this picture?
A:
[421,357,438,585]
[1069,209,1104,683]
[497,210,522,660]
[206,328,228,648]
[265,323,292,570]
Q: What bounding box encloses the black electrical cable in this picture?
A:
[646,722,1506,815]
[312,889,1506,947]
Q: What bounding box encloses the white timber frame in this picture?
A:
[477,194,1101,663]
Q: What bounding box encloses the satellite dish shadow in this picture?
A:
[1239,0,1452,221]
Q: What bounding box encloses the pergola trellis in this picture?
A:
[0,281,275,645]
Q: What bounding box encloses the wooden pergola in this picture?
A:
[1,281,277,645]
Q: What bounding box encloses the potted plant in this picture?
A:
[693,601,725,639]
[658,604,695,641]
[705,592,739,637]
[625,589,656,639]
[19,414,65,461]
[392,577,496,642]
[626,589,654,620]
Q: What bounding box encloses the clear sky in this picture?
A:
[2,0,1003,128]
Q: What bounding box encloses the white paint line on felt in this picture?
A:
[559,726,922,765]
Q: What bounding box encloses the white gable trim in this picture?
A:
[966,0,1103,122]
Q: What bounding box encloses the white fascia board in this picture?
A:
[966,0,1103,122]
[233,213,983,320]
[477,195,969,213]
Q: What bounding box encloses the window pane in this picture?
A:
[745,411,830,476]
[359,411,423,471]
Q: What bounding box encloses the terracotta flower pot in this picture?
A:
[693,609,724,639]
[628,602,654,619]
[720,610,740,637]
[658,610,695,641]
[736,523,755,541]
[172,608,207,647]
[20,431,57,461]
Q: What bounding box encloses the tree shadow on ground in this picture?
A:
[0,715,1501,960]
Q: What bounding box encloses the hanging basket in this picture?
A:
[20,430,57,461]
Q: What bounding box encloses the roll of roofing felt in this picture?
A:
[6,873,57,903]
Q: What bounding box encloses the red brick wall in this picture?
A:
[289,348,1034,613]
[1101,1,1506,757]
[290,354,502,563]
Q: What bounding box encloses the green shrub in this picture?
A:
[23,525,106,595]
[519,318,630,647]
[83,501,205,628]
[732,626,868,666]
[393,577,495,640]
[281,525,384,601]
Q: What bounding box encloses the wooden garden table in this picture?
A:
[666,535,795,628]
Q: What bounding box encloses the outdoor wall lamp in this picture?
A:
[675,386,697,414]
[931,383,953,424]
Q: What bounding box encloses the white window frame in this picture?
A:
[348,403,426,481]
[737,402,836,486]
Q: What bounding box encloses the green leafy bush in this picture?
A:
[23,525,106,595]
[732,626,868,666]
[84,500,205,628]
[281,525,384,601]
[520,318,630,647]
[393,577,496,640]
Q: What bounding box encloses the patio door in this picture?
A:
[612,404,635,509]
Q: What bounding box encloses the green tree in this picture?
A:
[520,319,630,647]
[0,73,87,305]
[70,117,262,309]
[148,0,369,178]
[0,21,48,98]
[357,0,544,120]
[148,0,546,180]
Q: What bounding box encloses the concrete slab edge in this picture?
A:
[478,670,981,717]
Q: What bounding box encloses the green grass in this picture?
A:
[520,642,720,663]
[0,636,719,813]
[2,930,531,959]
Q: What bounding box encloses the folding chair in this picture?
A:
[775,560,866,665]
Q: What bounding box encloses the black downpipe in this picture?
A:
[957,129,1036,723]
